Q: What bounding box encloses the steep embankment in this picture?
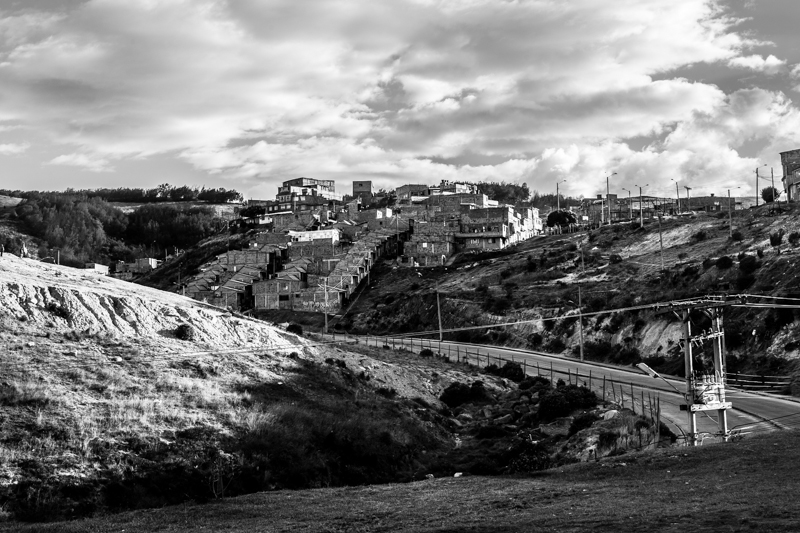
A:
[0,254,455,521]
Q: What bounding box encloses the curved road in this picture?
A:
[337,334,800,444]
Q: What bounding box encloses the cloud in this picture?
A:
[0,142,29,155]
[728,54,786,75]
[0,0,793,196]
[48,152,112,172]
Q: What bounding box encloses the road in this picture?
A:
[335,334,800,444]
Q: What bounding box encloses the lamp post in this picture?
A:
[606,172,617,225]
[671,178,680,214]
[635,184,648,228]
[621,187,632,220]
[556,179,567,211]
[728,187,741,239]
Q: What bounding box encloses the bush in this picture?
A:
[439,381,493,408]
[691,230,707,242]
[419,348,434,357]
[286,323,303,335]
[543,337,566,353]
[715,256,733,269]
[739,255,759,274]
[735,274,756,290]
[568,412,600,436]
[537,384,598,423]
[770,231,784,247]
[731,230,744,242]
[609,254,623,264]
[485,361,525,383]
[174,324,195,341]
[790,232,800,245]
[519,375,551,393]
[45,302,71,321]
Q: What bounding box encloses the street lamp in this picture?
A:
[621,187,632,220]
[556,179,567,211]
[728,187,741,239]
[606,172,617,225]
[635,184,649,228]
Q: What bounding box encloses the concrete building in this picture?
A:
[781,148,800,202]
[352,180,374,201]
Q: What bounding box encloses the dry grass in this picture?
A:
[7,429,800,533]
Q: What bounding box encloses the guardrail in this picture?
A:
[320,332,674,441]
[727,372,791,393]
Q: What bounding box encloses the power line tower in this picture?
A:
[660,297,743,445]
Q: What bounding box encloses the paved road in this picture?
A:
[339,334,800,443]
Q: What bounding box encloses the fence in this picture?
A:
[727,373,792,393]
[321,332,669,441]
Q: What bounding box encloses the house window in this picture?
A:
[279,295,289,301]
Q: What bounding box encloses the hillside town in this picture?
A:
[183,178,542,314]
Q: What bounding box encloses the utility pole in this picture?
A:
[323,277,328,334]
[755,166,761,206]
[635,184,648,228]
[672,179,680,214]
[684,186,692,212]
[556,179,566,211]
[657,213,664,272]
[606,172,616,225]
[436,279,443,342]
[728,188,739,238]
[621,187,632,220]
[578,284,584,362]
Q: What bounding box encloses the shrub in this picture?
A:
[739,255,759,274]
[691,230,707,242]
[609,254,623,264]
[519,375,551,394]
[543,337,566,353]
[439,381,492,408]
[731,230,744,242]
[770,231,784,247]
[568,412,600,436]
[409,282,420,290]
[790,232,800,245]
[485,361,525,383]
[527,332,543,348]
[174,324,195,341]
[45,302,71,321]
[715,256,733,269]
[286,323,303,335]
[419,348,434,357]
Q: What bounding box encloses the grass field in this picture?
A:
[8,430,799,532]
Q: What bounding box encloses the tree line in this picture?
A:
[7,192,227,267]
[0,183,243,204]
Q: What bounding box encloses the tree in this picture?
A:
[546,210,577,228]
[761,186,780,203]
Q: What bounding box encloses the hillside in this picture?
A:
[339,205,800,383]
[8,429,800,532]
[0,252,685,523]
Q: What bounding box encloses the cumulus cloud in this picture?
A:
[728,54,786,75]
[0,142,29,155]
[0,0,795,195]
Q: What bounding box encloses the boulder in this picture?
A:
[539,416,574,437]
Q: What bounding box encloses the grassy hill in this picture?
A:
[7,429,800,532]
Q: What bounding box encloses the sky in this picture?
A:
[1,0,800,201]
